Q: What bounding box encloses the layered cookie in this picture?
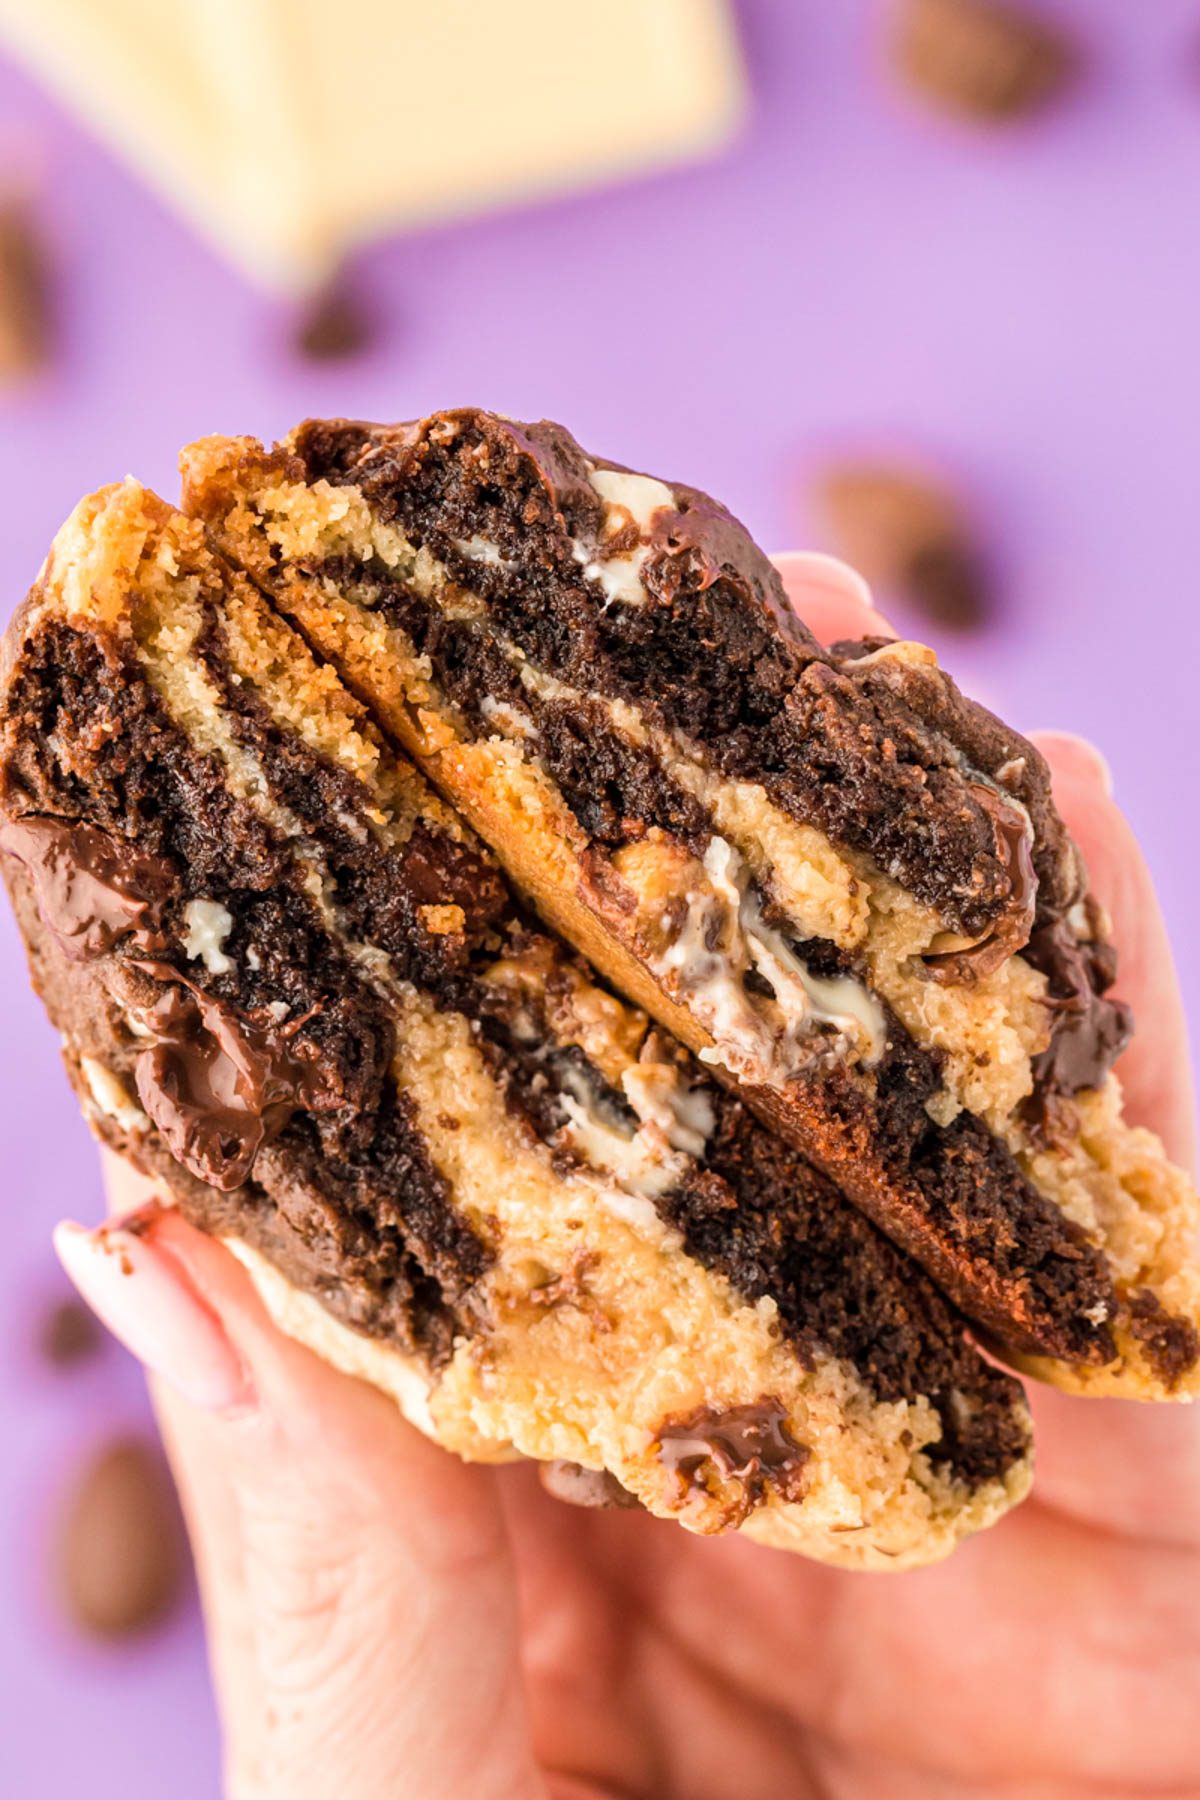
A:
[0,480,1033,1568]
[181,409,1200,1398]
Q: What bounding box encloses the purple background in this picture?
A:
[3,1,1199,1791]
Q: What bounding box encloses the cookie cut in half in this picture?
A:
[181,409,1200,1398]
[0,480,1033,1568]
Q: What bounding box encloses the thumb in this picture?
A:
[56,1168,544,1800]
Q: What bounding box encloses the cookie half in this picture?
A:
[180,410,1200,1397]
[0,480,1033,1567]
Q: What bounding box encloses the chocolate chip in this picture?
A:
[904,538,988,631]
[38,1296,102,1369]
[891,0,1079,123]
[56,1436,187,1638]
[0,196,53,381]
[294,278,374,362]
[817,462,990,631]
[655,1400,809,1527]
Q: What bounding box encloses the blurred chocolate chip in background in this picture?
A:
[890,0,1079,124]
[38,1295,103,1370]
[0,192,54,381]
[815,461,990,631]
[293,271,375,362]
[56,1435,187,1639]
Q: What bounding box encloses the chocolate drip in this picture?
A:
[130,964,346,1189]
[539,1461,643,1511]
[1024,916,1133,1126]
[655,1400,809,1525]
[0,815,173,960]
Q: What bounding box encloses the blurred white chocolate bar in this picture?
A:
[0,0,746,289]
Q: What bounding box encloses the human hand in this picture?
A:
[55,557,1200,1799]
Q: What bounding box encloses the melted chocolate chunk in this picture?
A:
[130,963,354,1190]
[0,815,174,960]
[1023,918,1133,1117]
[655,1400,809,1524]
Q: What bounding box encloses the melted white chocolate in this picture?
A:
[80,1056,146,1132]
[654,838,888,1087]
[556,1064,689,1205]
[569,464,677,608]
[621,1062,714,1159]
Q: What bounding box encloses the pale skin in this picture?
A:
[58,558,1200,1800]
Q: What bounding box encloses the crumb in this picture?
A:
[529,1248,599,1310]
[419,903,466,936]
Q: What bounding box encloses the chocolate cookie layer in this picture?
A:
[1,479,1034,1562]
[180,411,1200,1397]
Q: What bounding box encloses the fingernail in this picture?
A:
[1032,730,1115,798]
[54,1208,251,1411]
[772,550,899,637]
[774,549,877,610]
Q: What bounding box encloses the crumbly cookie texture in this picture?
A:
[179,411,1200,1399]
[0,479,1033,1569]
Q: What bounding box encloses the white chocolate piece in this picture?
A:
[569,464,681,607]
[181,897,235,974]
[0,0,746,289]
[80,1056,146,1133]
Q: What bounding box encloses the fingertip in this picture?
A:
[53,1207,251,1412]
[138,1207,459,1476]
[772,549,897,644]
[773,549,878,614]
[1029,730,1114,800]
